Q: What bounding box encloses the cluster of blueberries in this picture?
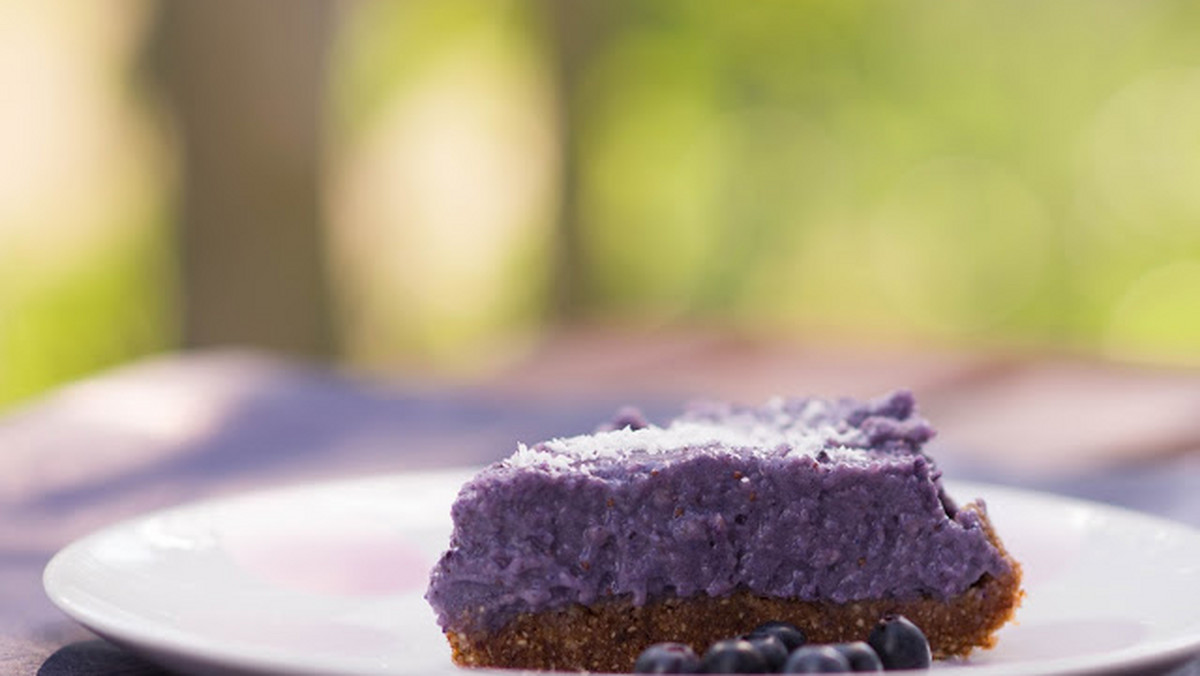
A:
[633,615,932,673]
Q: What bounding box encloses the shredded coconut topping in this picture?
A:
[499,391,928,473]
[503,419,867,471]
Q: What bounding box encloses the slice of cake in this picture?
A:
[426,390,1022,672]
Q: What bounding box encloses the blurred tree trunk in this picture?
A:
[156,1,335,356]
[542,0,611,320]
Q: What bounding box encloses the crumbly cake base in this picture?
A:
[447,572,1021,672]
[444,510,1022,673]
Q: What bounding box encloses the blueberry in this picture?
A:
[635,642,701,673]
[782,645,851,673]
[747,620,808,652]
[831,642,882,672]
[866,614,931,670]
[700,638,769,673]
[744,634,789,672]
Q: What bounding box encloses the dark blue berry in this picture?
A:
[634,642,701,673]
[782,645,851,673]
[866,614,931,670]
[831,642,882,672]
[602,406,649,431]
[744,634,788,672]
[747,620,808,652]
[700,638,769,673]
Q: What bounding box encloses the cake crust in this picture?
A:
[446,505,1023,672]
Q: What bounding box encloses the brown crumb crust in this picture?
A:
[445,505,1023,673]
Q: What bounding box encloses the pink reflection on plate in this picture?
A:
[223,523,429,596]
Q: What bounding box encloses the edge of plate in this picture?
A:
[42,469,1200,676]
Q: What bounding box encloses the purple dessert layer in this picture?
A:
[426,391,1013,636]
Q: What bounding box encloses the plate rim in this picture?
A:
[43,469,1200,676]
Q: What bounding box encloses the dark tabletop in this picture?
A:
[3,336,1199,675]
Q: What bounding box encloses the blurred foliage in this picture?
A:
[6,0,1200,407]
[571,0,1200,361]
[327,0,1200,367]
[0,0,174,409]
[0,226,176,407]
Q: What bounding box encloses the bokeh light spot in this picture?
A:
[869,157,1053,333]
[1080,67,1200,243]
[1105,260,1200,365]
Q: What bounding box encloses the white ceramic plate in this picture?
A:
[44,469,1200,676]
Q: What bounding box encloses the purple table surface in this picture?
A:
[2,346,1198,675]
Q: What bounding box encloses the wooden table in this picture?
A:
[4,336,1199,674]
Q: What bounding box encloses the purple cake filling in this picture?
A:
[427,390,1012,636]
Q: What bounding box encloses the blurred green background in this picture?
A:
[4,0,1200,408]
